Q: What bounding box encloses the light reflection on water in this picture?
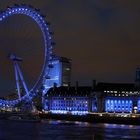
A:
[42,119,140,139]
[0,119,140,140]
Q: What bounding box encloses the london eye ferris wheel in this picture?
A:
[0,4,54,107]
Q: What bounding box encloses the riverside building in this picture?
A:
[43,68,140,115]
[44,84,97,115]
[94,67,140,114]
[42,56,71,110]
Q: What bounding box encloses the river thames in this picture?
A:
[0,119,140,140]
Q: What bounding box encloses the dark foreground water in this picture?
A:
[0,119,140,140]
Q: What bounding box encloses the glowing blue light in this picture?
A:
[0,6,53,107]
[50,110,88,115]
[137,100,140,112]
[105,98,133,113]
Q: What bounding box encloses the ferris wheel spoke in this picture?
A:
[14,62,21,99]
[0,5,53,109]
[15,62,29,97]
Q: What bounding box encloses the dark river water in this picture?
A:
[0,119,140,140]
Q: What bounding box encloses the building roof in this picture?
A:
[94,82,136,91]
[45,86,93,97]
[52,55,71,63]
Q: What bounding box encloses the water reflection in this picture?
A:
[0,120,140,139]
[42,120,140,139]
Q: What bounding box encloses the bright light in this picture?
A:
[105,98,133,113]
[0,6,53,107]
[50,110,88,115]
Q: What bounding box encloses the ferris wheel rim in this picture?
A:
[0,5,53,105]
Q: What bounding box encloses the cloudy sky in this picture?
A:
[0,0,140,95]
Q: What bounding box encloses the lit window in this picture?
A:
[65,68,70,70]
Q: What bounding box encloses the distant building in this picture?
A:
[94,83,135,113]
[44,82,140,114]
[43,56,71,94]
[43,68,140,115]
[42,56,71,110]
[94,67,140,114]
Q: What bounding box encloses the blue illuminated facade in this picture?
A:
[43,58,62,91]
[44,86,97,115]
[94,82,140,113]
[44,81,140,115]
[43,56,71,95]
[105,97,133,113]
[92,97,97,112]
[137,100,140,112]
[42,56,71,110]
[50,97,89,115]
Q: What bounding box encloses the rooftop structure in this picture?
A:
[43,56,72,94]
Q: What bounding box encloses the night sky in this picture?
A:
[0,1,140,95]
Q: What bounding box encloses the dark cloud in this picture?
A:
[0,0,140,95]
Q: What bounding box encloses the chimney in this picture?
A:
[53,82,57,90]
[76,81,79,91]
[92,80,96,90]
